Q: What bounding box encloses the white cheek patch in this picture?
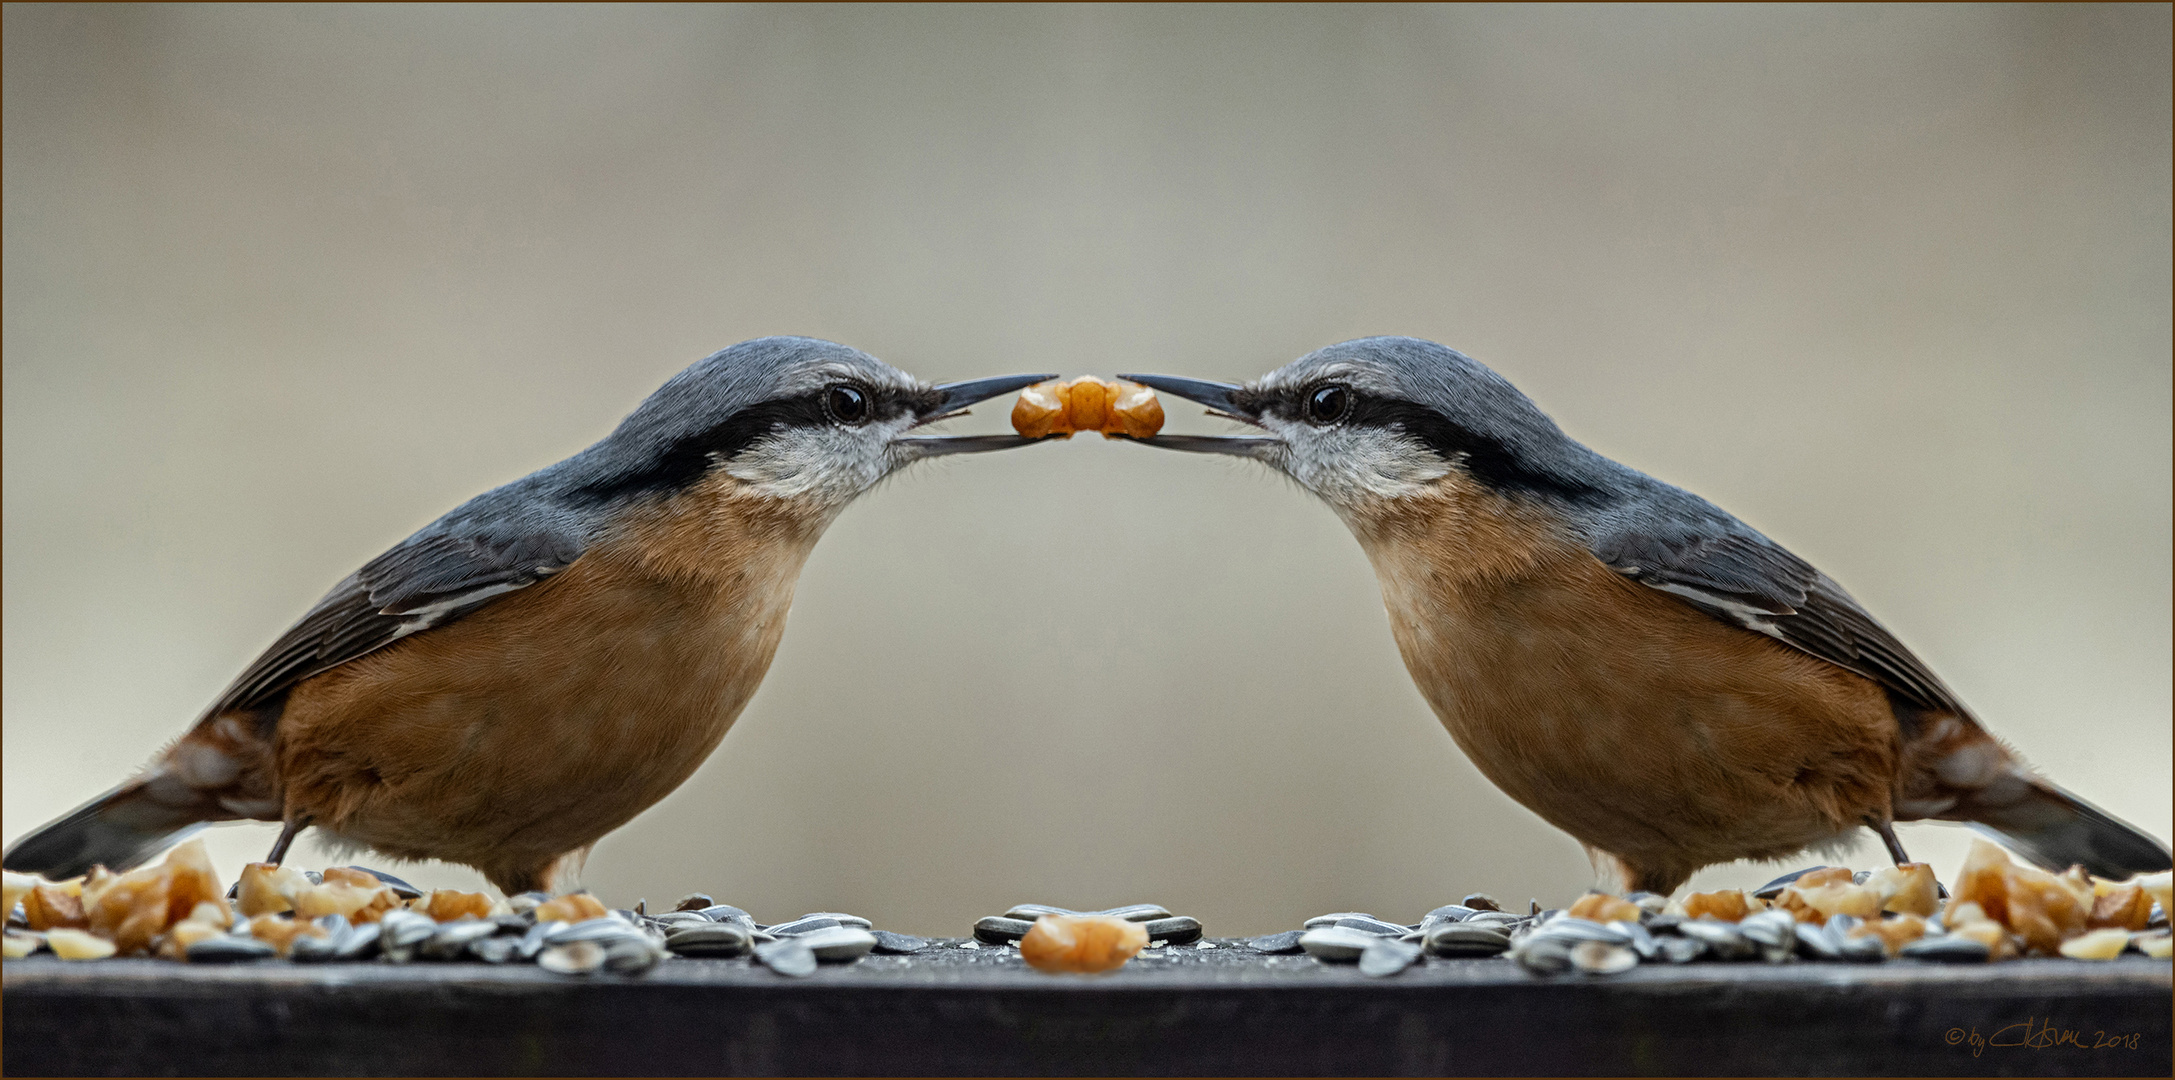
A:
[1273,420,1451,508]
[724,418,912,508]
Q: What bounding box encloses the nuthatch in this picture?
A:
[1125,337,2171,893]
[3,337,1052,893]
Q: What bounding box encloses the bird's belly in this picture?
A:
[1372,542,1898,871]
[274,547,800,873]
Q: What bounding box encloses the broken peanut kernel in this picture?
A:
[1010,377,1164,440]
[1678,889,1753,922]
[1865,863,1940,917]
[1847,913,1928,956]
[23,882,88,931]
[45,927,117,961]
[1567,893,1642,924]
[249,914,331,955]
[533,892,609,924]
[238,862,310,917]
[2057,928,2131,960]
[1019,913,1148,974]
[2088,883,2153,932]
[423,889,496,923]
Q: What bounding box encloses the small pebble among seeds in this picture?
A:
[1019,914,1148,974]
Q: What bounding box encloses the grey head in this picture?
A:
[1122,336,1622,517]
[547,336,1053,517]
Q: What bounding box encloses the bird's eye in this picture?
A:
[825,384,869,424]
[1307,385,1351,425]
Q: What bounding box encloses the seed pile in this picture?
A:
[1248,892,1531,978]
[1,852,937,979]
[1010,377,1165,439]
[975,903,1202,950]
[648,894,925,978]
[1247,843,2171,978]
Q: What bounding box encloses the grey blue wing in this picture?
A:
[211,526,583,714]
[2,517,586,879]
[1587,504,1966,716]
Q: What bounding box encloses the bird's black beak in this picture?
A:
[1113,373,1282,457]
[895,373,1059,457]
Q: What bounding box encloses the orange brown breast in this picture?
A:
[267,477,825,894]
[1348,478,1905,894]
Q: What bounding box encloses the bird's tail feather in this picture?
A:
[2,781,211,881]
[1963,776,2171,880]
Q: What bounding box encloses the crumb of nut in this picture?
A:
[1948,838,2088,955]
[1019,913,1148,974]
[46,928,117,960]
[2089,883,2153,931]
[1010,377,1165,440]
[2138,872,2172,924]
[87,838,231,954]
[293,881,397,924]
[1847,913,1927,956]
[1779,882,1882,923]
[238,862,310,918]
[2,932,40,959]
[249,914,331,955]
[159,917,228,959]
[1678,889,1753,922]
[1107,380,1164,438]
[422,889,496,922]
[2,870,37,918]
[1010,381,1069,438]
[1866,863,1940,917]
[1792,867,1856,891]
[2137,934,2172,960]
[1566,893,1641,924]
[1947,918,2017,961]
[23,881,88,931]
[2057,928,2131,960]
[533,893,609,924]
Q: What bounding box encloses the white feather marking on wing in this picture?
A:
[1643,581,1788,638]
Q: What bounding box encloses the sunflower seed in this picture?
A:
[666,922,752,957]
[1303,912,1376,929]
[1425,922,1511,957]
[1571,941,1637,975]
[797,926,877,962]
[755,937,818,977]
[673,894,714,912]
[871,930,928,954]
[186,936,276,963]
[422,919,500,959]
[1752,866,1833,900]
[1359,936,1423,977]
[695,904,752,923]
[1461,893,1502,912]
[973,916,1036,944]
[538,941,605,975]
[766,916,843,937]
[1332,916,1411,937]
[1096,904,1173,922]
[1298,925,1379,962]
[1141,916,1203,944]
[1249,930,1305,953]
[470,935,519,964]
[331,921,382,961]
[1899,935,1991,963]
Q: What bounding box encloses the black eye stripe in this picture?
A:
[568,382,930,504]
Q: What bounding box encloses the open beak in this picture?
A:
[895,373,1059,458]
[1114,373,1282,457]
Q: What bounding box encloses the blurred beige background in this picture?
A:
[5,4,2168,935]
